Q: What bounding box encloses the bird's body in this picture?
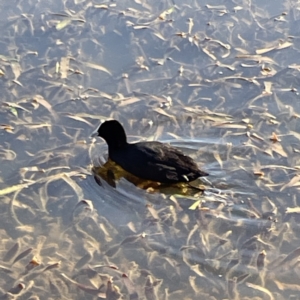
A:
[95,120,208,184]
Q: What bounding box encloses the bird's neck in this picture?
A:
[108,140,128,154]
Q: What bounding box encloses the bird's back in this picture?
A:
[109,141,207,183]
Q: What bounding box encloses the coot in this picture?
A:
[93,120,208,184]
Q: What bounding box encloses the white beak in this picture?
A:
[90,123,101,138]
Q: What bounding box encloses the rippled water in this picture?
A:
[0,0,300,299]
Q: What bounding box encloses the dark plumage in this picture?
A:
[95,120,208,184]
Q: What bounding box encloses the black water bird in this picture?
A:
[93,120,208,184]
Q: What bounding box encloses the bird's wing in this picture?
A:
[134,142,197,172]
